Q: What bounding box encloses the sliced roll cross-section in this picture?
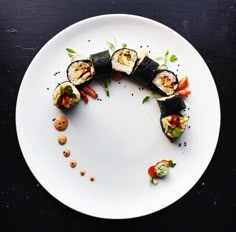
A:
[67,59,95,86]
[111,48,138,76]
[150,69,178,96]
[160,113,189,142]
[53,81,81,109]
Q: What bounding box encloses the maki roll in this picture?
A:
[67,59,95,86]
[157,95,186,116]
[53,81,81,109]
[160,113,189,142]
[131,56,159,87]
[90,50,113,80]
[111,48,138,76]
[150,69,178,96]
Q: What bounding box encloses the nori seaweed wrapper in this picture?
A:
[131,56,159,87]
[157,95,186,116]
[90,50,113,80]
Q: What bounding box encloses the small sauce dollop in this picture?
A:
[57,134,67,145]
[63,148,71,157]
[54,115,68,131]
[70,160,77,168]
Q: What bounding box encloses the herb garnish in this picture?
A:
[142,91,160,104]
[99,79,111,97]
[106,37,117,53]
[66,48,84,61]
[155,50,178,68]
[122,43,127,48]
[142,96,150,104]
[103,80,110,97]
[170,54,178,62]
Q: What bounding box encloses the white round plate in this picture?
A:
[16,14,221,219]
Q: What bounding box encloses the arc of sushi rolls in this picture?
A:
[157,95,189,141]
[53,81,81,109]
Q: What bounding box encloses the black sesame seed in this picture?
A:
[178,143,182,147]
[131,93,134,96]
[47,88,49,90]
[52,118,55,121]
[140,45,143,48]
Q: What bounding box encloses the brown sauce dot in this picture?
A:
[90,176,95,182]
[63,148,71,157]
[70,160,77,168]
[57,134,67,145]
[54,115,68,131]
[80,169,86,176]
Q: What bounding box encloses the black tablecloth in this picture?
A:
[1,0,235,231]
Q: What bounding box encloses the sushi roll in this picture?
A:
[67,59,95,86]
[111,48,138,76]
[90,50,113,80]
[131,56,159,87]
[160,113,189,142]
[53,81,81,109]
[157,95,186,116]
[150,69,178,96]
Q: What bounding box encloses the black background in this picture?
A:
[1,0,235,231]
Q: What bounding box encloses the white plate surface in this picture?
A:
[16,14,221,219]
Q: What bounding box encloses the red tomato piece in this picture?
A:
[148,165,158,178]
[175,89,191,98]
[176,76,189,91]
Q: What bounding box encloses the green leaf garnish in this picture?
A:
[150,177,158,185]
[103,80,111,97]
[122,43,127,48]
[66,48,84,60]
[155,50,178,69]
[106,39,116,53]
[170,54,178,62]
[142,91,160,104]
[142,96,150,104]
[66,48,76,53]
[168,160,176,168]
[164,50,169,64]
